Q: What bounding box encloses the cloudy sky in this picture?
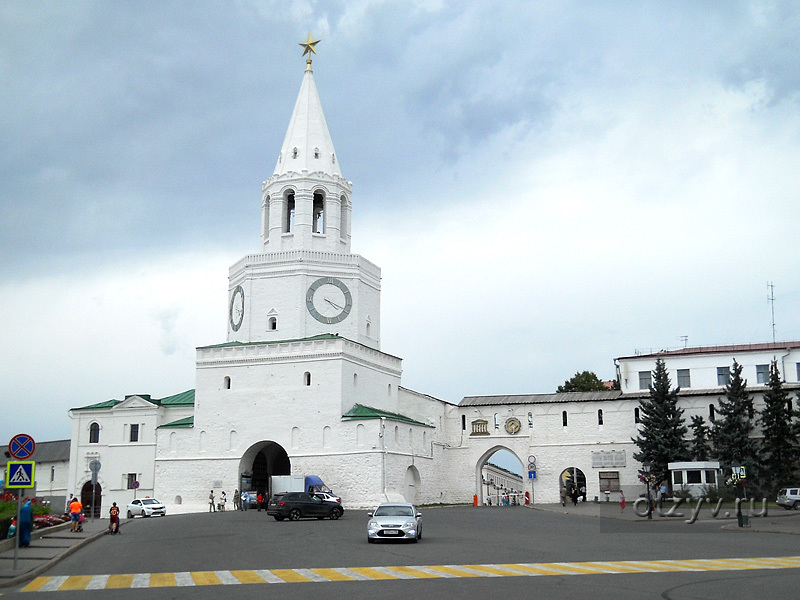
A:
[2,1,799,451]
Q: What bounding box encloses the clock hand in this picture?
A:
[324,298,343,310]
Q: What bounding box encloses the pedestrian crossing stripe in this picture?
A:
[20,556,800,592]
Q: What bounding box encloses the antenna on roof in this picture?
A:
[767,282,776,343]
[679,335,688,348]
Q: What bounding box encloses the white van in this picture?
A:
[776,488,800,510]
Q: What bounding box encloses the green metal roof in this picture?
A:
[341,404,432,427]
[72,389,195,411]
[158,416,194,429]
[199,333,340,350]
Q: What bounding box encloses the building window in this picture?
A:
[673,471,684,485]
[599,471,620,492]
[292,147,298,159]
[494,413,499,430]
[268,316,277,330]
[709,404,716,422]
[597,409,604,425]
[717,366,730,386]
[638,371,651,390]
[51,466,55,482]
[528,412,533,429]
[224,376,231,390]
[130,424,139,443]
[756,364,769,384]
[126,473,137,489]
[461,415,466,431]
[89,422,100,444]
[796,362,800,382]
[284,192,295,233]
[562,411,568,427]
[705,470,717,485]
[677,369,691,388]
[634,408,640,424]
[313,147,319,159]
[686,470,702,484]
[304,372,311,386]
[340,194,348,239]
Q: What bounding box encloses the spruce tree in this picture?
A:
[712,360,759,494]
[689,415,711,461]
[758,360,798,495]
[632,358,689,488]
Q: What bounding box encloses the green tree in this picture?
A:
[632,358,690,488]
[758,360,798,495]
[689,415,712,461]
[712,360,759,495]
[557,371,608,393]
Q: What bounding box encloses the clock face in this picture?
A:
[505,417,521,435]
[229,285,245,331]
[306,277,352,324]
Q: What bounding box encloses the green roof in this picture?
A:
[72,389,195,411]
[199,333,340,350]
[158,416,194,429]
[342,404,432,427]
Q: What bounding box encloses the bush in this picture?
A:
[0,500,52,539]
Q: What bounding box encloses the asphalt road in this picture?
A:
[5,506,800,599]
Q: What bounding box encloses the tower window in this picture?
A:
[339,194,348,239]
[597,409,604,425]
[562,411,568,427]
[494,413,499,430]
[709,404,716,422]
[461,415,466,431]
[284,192,295,233]
[268,316,277,330]
[304,372,311,386]
[89,422,100,444]
[634,408,640,423]
[224,376,231,390]
[313,192,325,233]
[314,147,320,159]
[528,412,533,429]
[292,147,298,159]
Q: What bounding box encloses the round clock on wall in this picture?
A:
[306,277,352,324]
[229,285,245,331]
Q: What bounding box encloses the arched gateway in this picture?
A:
[238,441,290,499]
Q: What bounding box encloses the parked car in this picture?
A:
[776,488,800,510]
[314,491,341,504]
[267,492,343,521]
[127,498,167,518]
[367,502,422,543]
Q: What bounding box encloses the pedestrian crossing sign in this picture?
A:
[5,461,35,489]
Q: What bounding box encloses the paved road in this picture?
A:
[4,506,800,599]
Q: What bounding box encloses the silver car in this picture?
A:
[776,488,800,510]
[367,502,422,543]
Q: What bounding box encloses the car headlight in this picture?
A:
[401,522,414,529]
[368,521,379,529]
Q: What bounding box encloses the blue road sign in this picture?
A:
[8,434,35,460]
[6,461,35,489]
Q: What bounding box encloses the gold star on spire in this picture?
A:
[299,33,321,70]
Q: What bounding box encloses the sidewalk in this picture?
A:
[531,499,800,533]
[0,517,122,589]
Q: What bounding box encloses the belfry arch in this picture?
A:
[238,441,290,499]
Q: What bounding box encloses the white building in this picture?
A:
[63,42,800,515]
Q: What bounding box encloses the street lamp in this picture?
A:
[641,462,654,520]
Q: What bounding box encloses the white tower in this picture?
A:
[227,37,381,349]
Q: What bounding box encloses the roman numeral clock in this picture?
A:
[306,277,352,324]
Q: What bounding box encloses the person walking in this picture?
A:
[559,485,567,507]
[241,491,249,511]
[65,494,74,515]
[619,490,626,512]
[18,499,33,547]
[256,493,264,511]
[69,496,83,532]
[220,491,227,511]
[109,502,120,534]
[208,490,216,513]
[233,489,240,511]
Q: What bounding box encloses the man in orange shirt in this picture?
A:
[69,496,82,532]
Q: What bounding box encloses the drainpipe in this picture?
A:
[380,417,387,499]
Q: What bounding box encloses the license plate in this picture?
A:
[384,530,401,535]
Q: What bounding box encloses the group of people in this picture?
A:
[208,489,267,512]
[560,484,588,506]
[65,494,120,535]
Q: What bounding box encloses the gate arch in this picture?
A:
[474,445,524,505]
[238,441,290,499]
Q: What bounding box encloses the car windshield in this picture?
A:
[374,506,414,517]
[142,499,160,505]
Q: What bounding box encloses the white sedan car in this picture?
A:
[367,502,422,543]
[127,497,166,518]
